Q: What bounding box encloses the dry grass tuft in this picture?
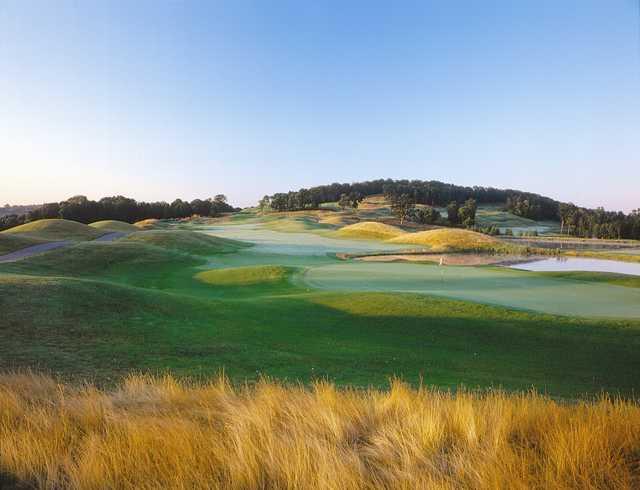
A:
[336,221,406,240]
[89,220,138,233]
[1,372,639,489]
[133,218,160,229]
[388,228,500,251]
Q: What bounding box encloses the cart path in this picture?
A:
[0,241,74,263]
[0,232,127,263]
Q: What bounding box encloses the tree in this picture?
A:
[458,198,477,227]
[411,206,440,224]
[258,195,271,214]
[389,193,415,225]
[349,192,363,209]
[447,202,460,225]
[213,194,227,205]
[338,193,352,210]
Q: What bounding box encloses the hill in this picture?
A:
[2,219,104,241]
[89,220,138,233]
[124,230,250,255]
[388,228,502,251]
[0,234,48,255]
[335,221,406,240]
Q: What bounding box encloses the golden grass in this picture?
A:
[89,220,138,233]
[388,228,500,251]
[1,372,638,489]
[1,219,104,241]
[133,218,160,229]
[195,265,291,286]
[318,214,358,226]
[357,194,389,209]
[336,221,406,240]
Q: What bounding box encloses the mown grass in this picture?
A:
[0,266,639,396]
[534,271,640,288]
[196,265,294,286]
[1,372,639,489]
[2,218,104,241]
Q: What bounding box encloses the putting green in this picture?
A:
[303,262,640,319]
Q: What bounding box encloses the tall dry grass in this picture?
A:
[1,373,639,489]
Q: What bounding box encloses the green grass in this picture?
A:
[2,219,104,241]
[0,234,48,255]
[0,271,638,397]
[0,241,201,280]
[534,271,640,288]
[1,217,640,398]
[124,230,250,255]
[89,220,138,233]
[196,265,294,286]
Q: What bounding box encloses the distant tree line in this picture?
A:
[262,179,640,239]
[0,203,40,218]
[558,204,640,240]
[0,195,237,231]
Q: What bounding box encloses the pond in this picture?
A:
[510,257,640,276]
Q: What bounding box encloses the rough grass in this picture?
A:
[1,372,639,490]
[133,218,160,229]
[89,220,138,233]
[536,271,640,288]
[0,241,200,278]
[336,221,406,240]
[125,230,249,255]
[565,250,640,264]
[2,219,104,241]
[0,234,48,255]
[388,228,503,251]
[195,265,293,286]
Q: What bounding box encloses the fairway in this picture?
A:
[303,262,640,318]
[1,218,640,398]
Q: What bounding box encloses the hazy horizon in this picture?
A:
[1,1,639,212]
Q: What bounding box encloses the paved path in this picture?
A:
[0,241,74,263]
[93,231,126,242]
[0,231,126,263]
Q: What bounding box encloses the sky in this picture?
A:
[0,1,639,211]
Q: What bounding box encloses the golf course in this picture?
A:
[1,200,639,400]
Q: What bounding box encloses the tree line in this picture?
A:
[0,195,237,231]
[264,179,556,218]
[260,179,640,240]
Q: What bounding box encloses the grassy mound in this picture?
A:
[89,220,138,233]
[195,265,293,286]
[125,230,249,255]
[133,218,160,229]
[335,221,405,240]
[318,214,357,226]
[0,241,199,278]
[0,234,48,255]
[2,372,639,490]
[2,219,104,241]
[388,228,501,251]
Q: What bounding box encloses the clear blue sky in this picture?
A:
[1,1,638,211]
